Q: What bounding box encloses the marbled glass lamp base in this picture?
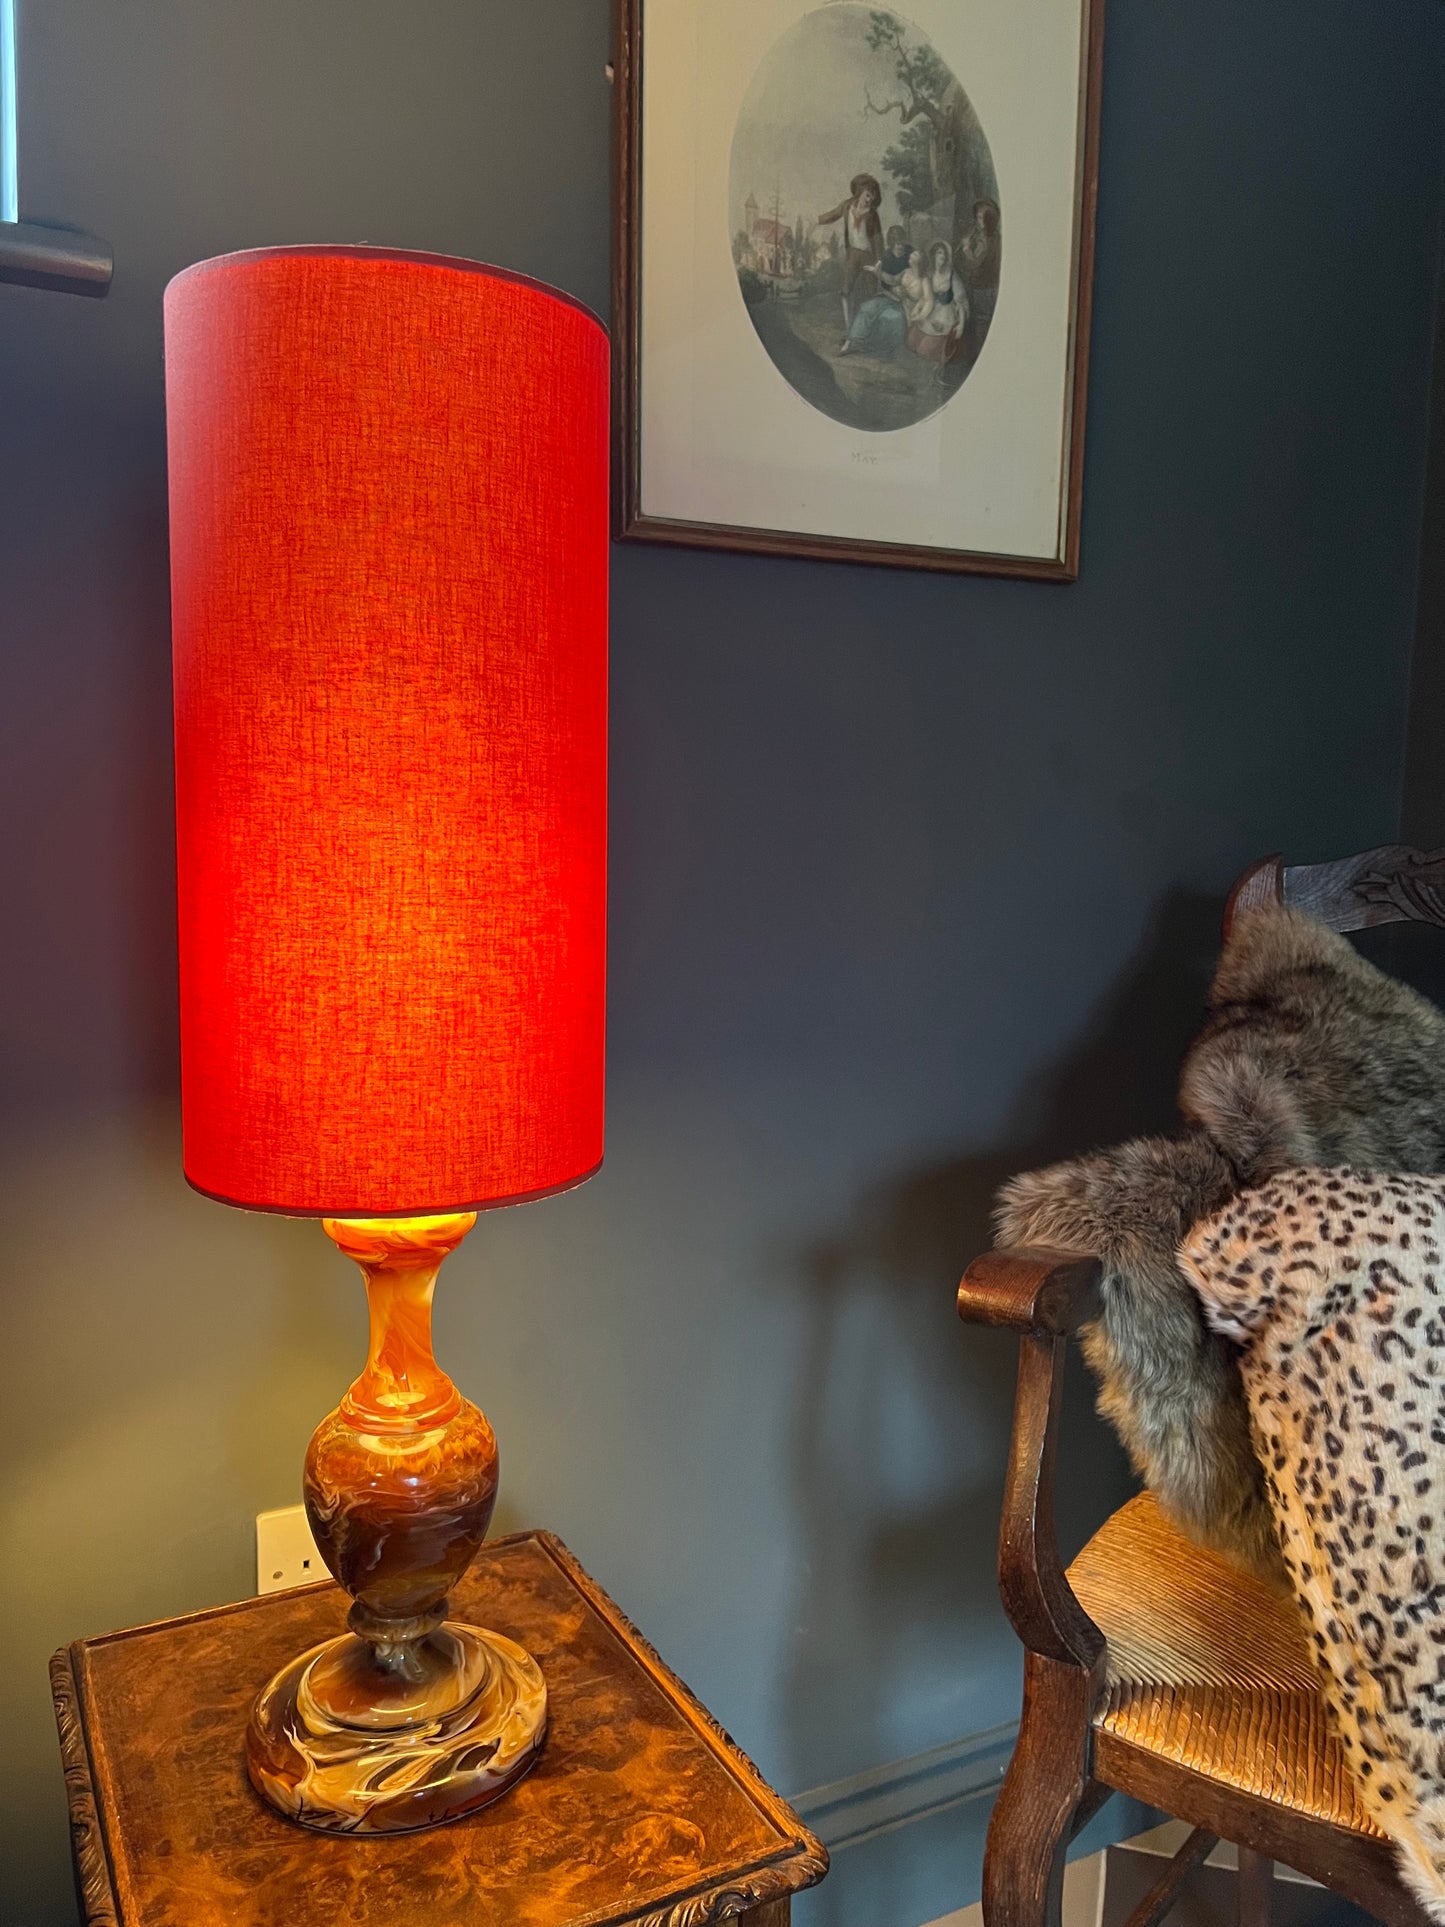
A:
[245,1214,548,1835]
[248,1623,545,1833]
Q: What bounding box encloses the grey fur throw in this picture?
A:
[996,906,1445,1574]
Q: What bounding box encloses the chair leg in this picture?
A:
[984,1654,1103,1927]
[1237,1850,1273,1927]
[1121,1828,1218,1927]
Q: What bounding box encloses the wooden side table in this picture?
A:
[50,1531,828,1927]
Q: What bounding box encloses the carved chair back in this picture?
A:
[1226,845,1445,937]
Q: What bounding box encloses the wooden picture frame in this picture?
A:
[612,0,1104,579]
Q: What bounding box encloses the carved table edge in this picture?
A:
[50,1643,121,1927]
[628,1846,830,1926]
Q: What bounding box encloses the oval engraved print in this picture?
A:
[729,5,1001,433]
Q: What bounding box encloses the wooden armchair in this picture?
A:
[959,845,1445,1927]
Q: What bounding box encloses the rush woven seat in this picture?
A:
[1068,1492,1381,1839]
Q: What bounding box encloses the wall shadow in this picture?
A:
[781,888,1224,1919]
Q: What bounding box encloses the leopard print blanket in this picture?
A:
[1180,1169,1445,1918]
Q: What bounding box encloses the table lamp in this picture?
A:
[163,246,608,1834]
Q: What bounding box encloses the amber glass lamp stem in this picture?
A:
[306,1213,494,1648]
[247,1209,548,1834]
[328,1214,471,1433]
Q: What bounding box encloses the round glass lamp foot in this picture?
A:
[247,1622,547,1834]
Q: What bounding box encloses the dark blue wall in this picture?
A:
[4,4,1444,1924]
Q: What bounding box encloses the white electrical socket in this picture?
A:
[256,1504,326,1595]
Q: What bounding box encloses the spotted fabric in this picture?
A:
[1180,1170,1445,1919]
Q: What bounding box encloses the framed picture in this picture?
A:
[612,0,1103,579]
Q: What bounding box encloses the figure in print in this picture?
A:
[907,240,968,377]
[958,199,1001,362]
[839,224,911,356]
[817,173,884,343]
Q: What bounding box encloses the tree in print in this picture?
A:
[863,10,994,249]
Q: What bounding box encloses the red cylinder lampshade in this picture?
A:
[165,246,609,1216]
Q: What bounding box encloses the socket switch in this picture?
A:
[256,1503,325,1595]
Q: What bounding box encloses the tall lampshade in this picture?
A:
[163,246,608,1834]
[166,245,609,1218]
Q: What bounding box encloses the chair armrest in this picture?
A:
[959,1245,1106,1672]
[957,1247,1103,1336]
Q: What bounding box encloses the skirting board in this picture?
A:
[793,1721,1018,1855]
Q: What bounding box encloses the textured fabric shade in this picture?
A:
[165,247,609,1215]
